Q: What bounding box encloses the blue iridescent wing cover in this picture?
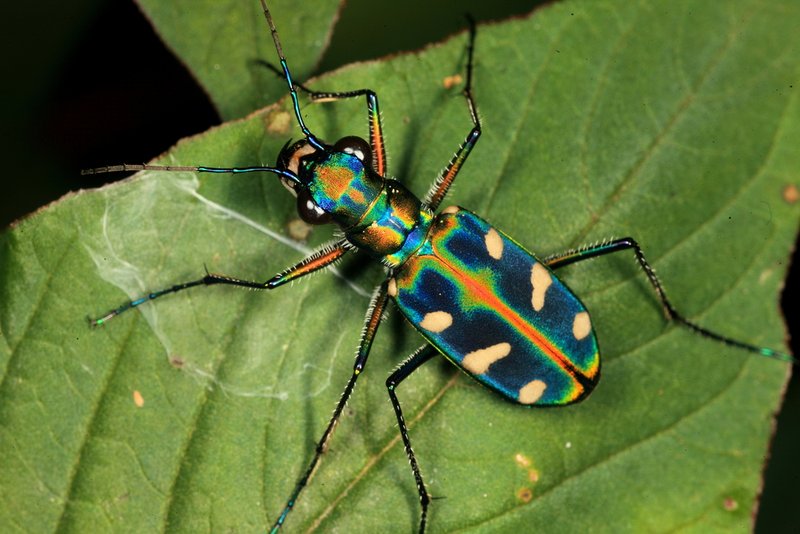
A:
[391,207,600,406]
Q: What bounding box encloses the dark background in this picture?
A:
[3,0,797,530]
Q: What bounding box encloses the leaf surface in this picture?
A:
[136,0,343,119]
[1,1,798,532]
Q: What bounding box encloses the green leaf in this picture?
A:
[136,0,343,120]
[1,0,798,532]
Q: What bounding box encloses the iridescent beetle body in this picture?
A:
[279,136,600,407]
[86,2,793,532]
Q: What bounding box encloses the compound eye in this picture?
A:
[296,188,332,225]
[333,136,372,168]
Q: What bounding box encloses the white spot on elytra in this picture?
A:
[518,380,547,404]
[572,311,591,340]
[485,228,504,260]
[462,342,511,374]
[441,205,460,214]
[387,278,398,297]
[419,311,453,332]
[531,263,552,312]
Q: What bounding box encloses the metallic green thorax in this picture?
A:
[300,148,432,263]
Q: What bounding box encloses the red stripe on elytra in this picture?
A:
[437,255,586,390]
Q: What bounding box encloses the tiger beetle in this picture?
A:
[85,1,795,532]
